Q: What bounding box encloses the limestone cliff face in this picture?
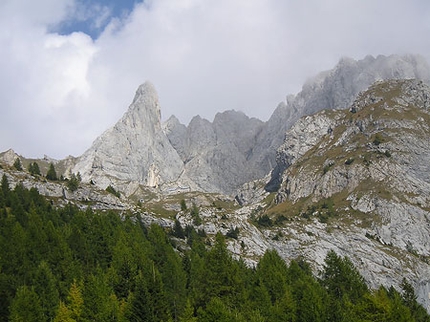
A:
[163,54,430,195]
[275,79,430,206]
[75,54,430,196]
[270,79,430,308]
[165,111,264,194]
[73,82,186,191]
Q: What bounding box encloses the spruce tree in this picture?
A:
[46,163,58,181]
[34,261,60,321]
[0,174,12,211]
[28,162,41,176]
[13,158,22,171]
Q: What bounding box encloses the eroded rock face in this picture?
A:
[271,79,430,309]
[275,79,430,205]
[73,82,187,192]
[262,54,430,188]
[70,54,430,196]
[165,111,264,194]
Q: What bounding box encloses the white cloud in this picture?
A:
[0,0,429,158]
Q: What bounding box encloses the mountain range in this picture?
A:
[72,54,430,196]
[1,53,430,311]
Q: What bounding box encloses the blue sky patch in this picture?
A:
[54,0,140,39]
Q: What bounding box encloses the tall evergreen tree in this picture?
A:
[255,249,288,304]
[1,174,10,207]
[28,162,41,176]
[82,270,120,321]
[66,280,84,321]
[33,261,59,321]
[321,250,368,321]
[13,158,22,171]
[148,224,187,319]
[129,266,170,322]
[9,285,44,322]
[322,250,368,302]
[46,163,58,181]
[202,233,245,308]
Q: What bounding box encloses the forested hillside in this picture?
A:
[0,174,428,321]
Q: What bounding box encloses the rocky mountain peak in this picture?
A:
[122,81,162,133]
[263,54,430,191]
[73,82,186,192]
[274,78,430,204]
[0,149,19,166]
[132,81,158,105]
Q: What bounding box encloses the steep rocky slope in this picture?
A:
[164,111,264,194]
[72,82,193,194]
[264,54,430,189]
[257,78,430,309]
[170,79,430,310]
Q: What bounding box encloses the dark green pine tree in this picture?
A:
[82,269,120,321]
[1,174,10,207]
[33,261,60,322]
[255,249,289,304]
[252,249,296,320]
[172,219,186,239]
[13,158,22,171]
[66,173,81,192]
[287,259,327,321]
[46,163,58,181]
[322,250,368,302]
[147,224,187,320]
[108,232,139,300]
[197,297,244,322]
[28,162,41,176]
[202,232,245,308]
[321,250,368,321]
[129,266,171,322]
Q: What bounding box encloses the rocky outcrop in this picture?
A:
[164,110,264,194]
[73,82,189,193]
[164,111,269,195]
[270,79,430,309]
[264,54,430,190]
[0,167,128,210]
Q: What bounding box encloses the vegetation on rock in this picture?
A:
[106,185,120,198]
[13,158,22,171]
[28,161,41,176]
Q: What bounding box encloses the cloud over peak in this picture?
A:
[0,0,429,158]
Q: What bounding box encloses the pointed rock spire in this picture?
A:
[73,82,185,191]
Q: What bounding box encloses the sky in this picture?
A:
[0,0,429,159]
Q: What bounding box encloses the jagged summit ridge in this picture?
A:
[263,54,430,190]
[74,54,430,196]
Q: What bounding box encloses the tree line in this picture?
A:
[0,174,428,321]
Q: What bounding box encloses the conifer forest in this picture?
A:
[0,175,428,321]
